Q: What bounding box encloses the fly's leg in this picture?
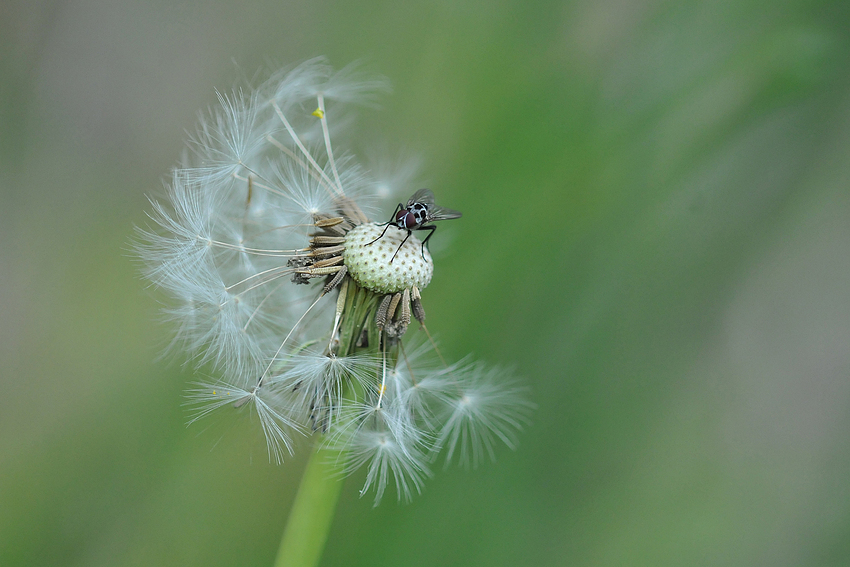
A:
[390,229,413,263]
[417,224,436,259]
[367,203,403,246]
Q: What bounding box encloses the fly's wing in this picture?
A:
[426,204,462,221]
[408,188,462,221]
[407,188,435,208]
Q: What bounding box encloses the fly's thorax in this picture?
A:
[343,223,433,294]
[410,202,428,224]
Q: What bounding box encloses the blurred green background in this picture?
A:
[3,0,850,565]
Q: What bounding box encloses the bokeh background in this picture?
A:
[3,0,850,565]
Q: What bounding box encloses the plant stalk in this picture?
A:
[273,442,345,567]
[273,280,399,567]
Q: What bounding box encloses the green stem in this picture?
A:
[273,280,397,567]
[273,442,345,567]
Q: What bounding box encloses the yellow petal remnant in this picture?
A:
[312,107,325,119]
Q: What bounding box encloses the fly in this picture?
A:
[367,188,462,262]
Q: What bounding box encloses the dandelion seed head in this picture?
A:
[136,58,531,503]
[343,223,433,294]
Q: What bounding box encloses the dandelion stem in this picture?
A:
[273,442,345,567]
[273,280,386,566]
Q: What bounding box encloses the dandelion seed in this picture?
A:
[136,58,531,505]
[433,363,535,468]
